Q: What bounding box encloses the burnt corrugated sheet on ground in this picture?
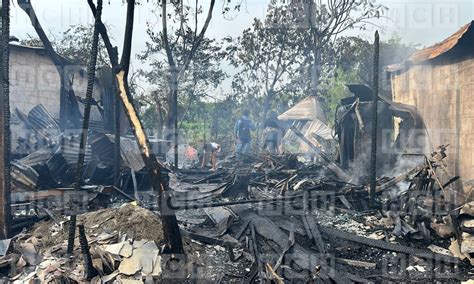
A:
[78,103,105,133]
[19,146,57,167]
[120,136,145,172]
[11,161,39,191]
[46,148,73,185]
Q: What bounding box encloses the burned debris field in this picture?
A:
[0,0,473,283]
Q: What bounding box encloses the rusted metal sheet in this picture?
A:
[388,21,473,73]
[408,21,472,64]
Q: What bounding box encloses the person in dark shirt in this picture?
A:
[263,110,284,154]
[234,109,255,159]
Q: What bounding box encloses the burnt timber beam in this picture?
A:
[369,31,380,205]
[87,0,121,181]
[318,225,459,264]
[0,0,11,239]
[67,0,103,254]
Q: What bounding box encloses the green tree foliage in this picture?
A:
[291,0,387,98]
[225,3,308,130]
[137,1,225,137]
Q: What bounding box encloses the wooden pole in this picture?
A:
[369,31,380,205]
[67,0,102,254]
[86,0,121,181]
[0,0,11,239]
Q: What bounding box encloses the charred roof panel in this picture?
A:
[387,21,474,73]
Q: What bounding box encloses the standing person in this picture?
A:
[234,109,255,159]
[263,110,284,154]
[201,142,221,171]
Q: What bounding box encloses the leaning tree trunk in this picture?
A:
[91,0,185,254]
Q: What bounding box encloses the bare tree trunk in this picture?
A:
[89,0,184,254]
[153,95,164,138]
[118,0,184,254]
[161,0,216,169]
[310,43,321,97]
[260,90,274,147]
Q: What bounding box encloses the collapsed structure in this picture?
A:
[0,1,474,282]
[387,20,474,196]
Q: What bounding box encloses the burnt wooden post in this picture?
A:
[67,0,102,254]
[369,31,380,205]
[87,0,121,181]
[114,91,121,180]
[0,0,11,239]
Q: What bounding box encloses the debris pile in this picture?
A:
[0,204,166,282]
[170,146,473,282]
[4,105,474,282]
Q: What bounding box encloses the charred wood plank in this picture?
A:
[318,225,459,264]
[273,229,295,271]
[0,0,12,239]
[237,211,350,283]
[180,229,240,248]
[68,0,102,254]
[303,215,326,254]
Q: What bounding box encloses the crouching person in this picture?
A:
[201,142,221,171]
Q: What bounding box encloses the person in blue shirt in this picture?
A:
[234,109,255,159]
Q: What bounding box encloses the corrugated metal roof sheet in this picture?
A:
[60,134,92,165]
[28,104,60,144]
[119,136,145,172]
[388,21,473,72]
[407,21,472,64]
[278,96,327,123]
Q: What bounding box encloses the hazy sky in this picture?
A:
[10,0,474,92]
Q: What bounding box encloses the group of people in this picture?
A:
[201,109,285,170]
